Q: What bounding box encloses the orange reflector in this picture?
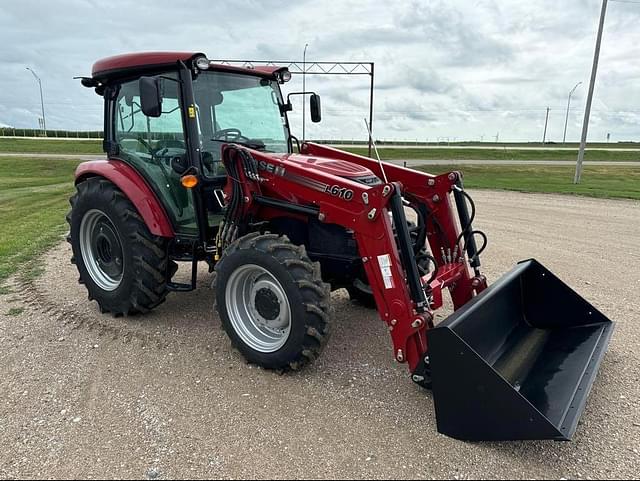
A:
[181,175,199,189]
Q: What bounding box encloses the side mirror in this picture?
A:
[139,76,163,118]
[171,154,189,175]
[310,94,322,123]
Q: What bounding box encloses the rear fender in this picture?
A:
[75,160,175,238]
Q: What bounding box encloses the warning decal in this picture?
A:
[377,254,395,289]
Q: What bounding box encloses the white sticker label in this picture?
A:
[377,254,395,289]
[378,254,391,268]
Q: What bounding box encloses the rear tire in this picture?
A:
[67,177,170,316]
[348,246,432,309]
[347,282,377,308]
[215,233,331,371]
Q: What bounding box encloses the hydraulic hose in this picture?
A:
[452,185,488,272]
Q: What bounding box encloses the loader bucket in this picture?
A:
[428,259,613,441]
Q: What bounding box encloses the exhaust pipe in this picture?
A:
[428,259,614,441]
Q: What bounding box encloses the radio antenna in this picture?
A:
[364,118,388,183]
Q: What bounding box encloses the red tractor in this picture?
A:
[69,52,613,441]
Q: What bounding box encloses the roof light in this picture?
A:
[194,56,210,70]
[273,67,292,83]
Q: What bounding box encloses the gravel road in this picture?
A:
[0,190,638,479]
[392,159,640,167]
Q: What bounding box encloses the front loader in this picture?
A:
[68,52,613,441]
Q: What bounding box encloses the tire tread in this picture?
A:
[67,178,170,316]
[215,233,331,371]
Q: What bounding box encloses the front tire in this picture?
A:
[67,178,170,316]
[215,233,331,371]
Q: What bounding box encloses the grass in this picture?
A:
[0,138,103,155]
[344,147,640,162]
[7,307,24,316]
[0,157,79,285]
[417,164,640,200]
[0,156,637,292]
[1,138,639,161]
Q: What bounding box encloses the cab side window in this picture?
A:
[116,81,184,155]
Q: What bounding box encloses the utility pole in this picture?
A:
[542,107,550,144]
[563,83,582,144]
[26,67,46,134]
[575,0,608,184]
[302,43,309,142]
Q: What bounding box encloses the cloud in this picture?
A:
[376,65,463,97]
[393,0,515,67]
[0,0,638,142]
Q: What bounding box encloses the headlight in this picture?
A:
[281,69,292,82]
[194,56,210,70]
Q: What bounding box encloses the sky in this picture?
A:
[0,0,638,142]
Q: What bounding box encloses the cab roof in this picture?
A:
[91,51,284,83]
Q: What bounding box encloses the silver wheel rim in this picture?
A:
[79,209,124,291]
[225,264,292,353]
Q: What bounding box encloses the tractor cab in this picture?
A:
[83,52,319,236]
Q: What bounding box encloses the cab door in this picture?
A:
[113,76,198,236]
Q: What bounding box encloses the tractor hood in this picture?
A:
[277,153,383,186]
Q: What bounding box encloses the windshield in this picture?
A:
[193,71,289,174]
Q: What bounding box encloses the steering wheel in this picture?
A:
[213,128,252,144]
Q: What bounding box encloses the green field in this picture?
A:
[419,164,640,200]
[1,138,640,162]
[0,157,79,284]
[0,138,103,155]
[345,147,640,162]
[0,156,638,287]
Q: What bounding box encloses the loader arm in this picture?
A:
[300,142,489,305]
[219,144,486,374]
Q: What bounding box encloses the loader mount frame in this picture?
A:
[217,141,488,375]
